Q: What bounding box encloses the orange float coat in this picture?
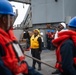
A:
[52,30,76,72]
[0,28,28,75]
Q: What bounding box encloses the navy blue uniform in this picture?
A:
[0,59,13,75]
[60,39,76,75]
[0,50,13,75]
[0,44,12,75]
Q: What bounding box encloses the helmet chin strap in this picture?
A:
[7,15,10,30]
[7,15,14,31]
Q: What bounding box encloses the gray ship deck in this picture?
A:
[25,50,58,75]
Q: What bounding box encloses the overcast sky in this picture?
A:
[10,2,29,26]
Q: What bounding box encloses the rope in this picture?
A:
[24,53,56,69]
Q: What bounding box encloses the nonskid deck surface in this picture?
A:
[25,49,58,75]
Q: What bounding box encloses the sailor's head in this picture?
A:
[0,0,15,31]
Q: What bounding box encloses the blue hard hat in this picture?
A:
[51,30,55,32]
[68,17,76,28]
[0,0,15,16]
[47,30,51,32]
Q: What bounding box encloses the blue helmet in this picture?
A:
[68,17,76,28]
[0,0,15,16]
[47,30,51,32]
[51,30,55,32]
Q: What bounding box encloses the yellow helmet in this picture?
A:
[34,29,40,33]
